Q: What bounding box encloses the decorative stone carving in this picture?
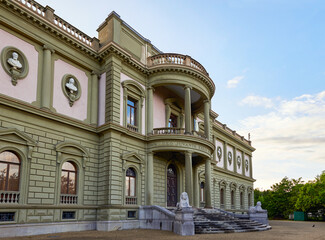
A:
[245,159,249,171]
[61,74,81,107]
[217,146,222,161]
[249,201,269,225]
[177,192,191,209]
[1,46,29,86]
[237,156,241,167]
[227,151,232,165]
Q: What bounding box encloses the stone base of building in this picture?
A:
[0,221,96,238]
[96,220,140,231]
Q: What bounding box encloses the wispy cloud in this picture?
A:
[227,76,244,88]
[238,91,325,189]
[240,95,274,108]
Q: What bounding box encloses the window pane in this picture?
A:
[0,152,20,164]
[130,177,135,197]
[127,99,135,107]
[125,176,130,196]
[61,171,68,194]
[62,162,75,171]
[8,164,19,191]
[0,163,7,191]
[69,172,76,194]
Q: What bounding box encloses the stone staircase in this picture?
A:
[194,208,271,234]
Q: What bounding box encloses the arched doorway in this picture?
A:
[167,164,177,207]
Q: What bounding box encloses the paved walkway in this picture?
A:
[2,220,325,240]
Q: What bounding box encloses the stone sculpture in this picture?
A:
[177,192,191,209]
[65,78,78,107]
[7,52,22,69]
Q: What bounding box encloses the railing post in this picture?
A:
[185,55,191,66]
[44,5,55,22]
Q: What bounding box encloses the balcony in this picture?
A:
[147,53,209,77]
[60,194,78,204]
[153,127,207,139]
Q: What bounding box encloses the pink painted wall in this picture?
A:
[0,29,38,103]
[53,59,88,121]
[120,73,146,135]
[98,72,106,126]
[153,88,168,129]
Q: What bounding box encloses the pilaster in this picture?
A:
[204,157,212,208]
[90,71,99,126]
[41,45,54,110]
[146,86,154,134]
[146,151,154,205]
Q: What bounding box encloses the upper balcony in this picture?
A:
[147,53,215,101]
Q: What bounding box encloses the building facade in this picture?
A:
[0,0,255,236]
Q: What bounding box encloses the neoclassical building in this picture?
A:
[0,0,255,237]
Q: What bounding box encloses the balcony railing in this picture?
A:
[152,128,207,140]
[125,196,137,205]
[153,127,185,135]
[147,53,209,77]
[60,194,78,204]
[0,191,20,204]
[127,124,138,132]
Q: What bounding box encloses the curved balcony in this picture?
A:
[147,53,209,77]
[148,128,214,158]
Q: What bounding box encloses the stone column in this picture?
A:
[249,156,253,178]
[147,86,154,134]
[204,100,211,140]
[184,86,192,134]
[90,72,99,126]
[204,157,212,208]
[233,147,237,173]
[185,151,193,206]
[41,45,54,109]
[146,151,154,205]
[122,86,128,127]
[192,166,199,208]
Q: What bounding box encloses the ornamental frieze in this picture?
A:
[149,140,212,155]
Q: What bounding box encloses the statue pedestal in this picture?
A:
[249,211,269,225]
[173,207,194,236]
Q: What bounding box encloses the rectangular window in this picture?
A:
[0,212,15,222]
[127,211,136,218]
[127,99,137,126]
[62,211,75,220]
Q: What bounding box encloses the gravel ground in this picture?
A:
[2,220,325,240]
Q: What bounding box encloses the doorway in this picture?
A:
[167,164,177,207]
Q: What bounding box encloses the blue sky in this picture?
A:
[36,0,325,189]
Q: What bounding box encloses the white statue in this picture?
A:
[249,201,266,213]
[7,52,22,69]
[65,78,78,93]
[177,192,191,209]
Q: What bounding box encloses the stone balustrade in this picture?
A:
[153,127,185,135]
[15,0,94,48]
[0,191,20,204]
[147,53,209,77]
[127,124,138,132]
[125,196,137,205]
[60,194,78,204]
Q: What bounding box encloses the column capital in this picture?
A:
[147,86,155,91]
[42,45,55,53]
[184,151,193,157]
[183,85,192,90]
[203,99,210,104]
[91,71,100,79]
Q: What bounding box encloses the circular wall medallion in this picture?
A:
[245,159,249,171]
[237,156,241,167]
[1,46,29,85]
[217,146,222,161]
[228,152,232,164]
[61,74,81,107]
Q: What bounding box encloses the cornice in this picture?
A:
[213,124,255,152]
[213,165,256,182]
[0,94,97,133]
[0,0,99,60]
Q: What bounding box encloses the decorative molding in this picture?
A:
[237,156,241,168]
[0,46,29,86]
[227,151,232,165]
[217,146,222,161]
[61,74,81,107]
[55,141,89,168]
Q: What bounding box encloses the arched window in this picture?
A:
[0,151,20,192]
[125,168,137,205]
[231,190,235,209]
[220,188,224,209]
[61,161,77,195]
[248,193,251,207]
[240,192,243,209]
[200,182,205,202]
